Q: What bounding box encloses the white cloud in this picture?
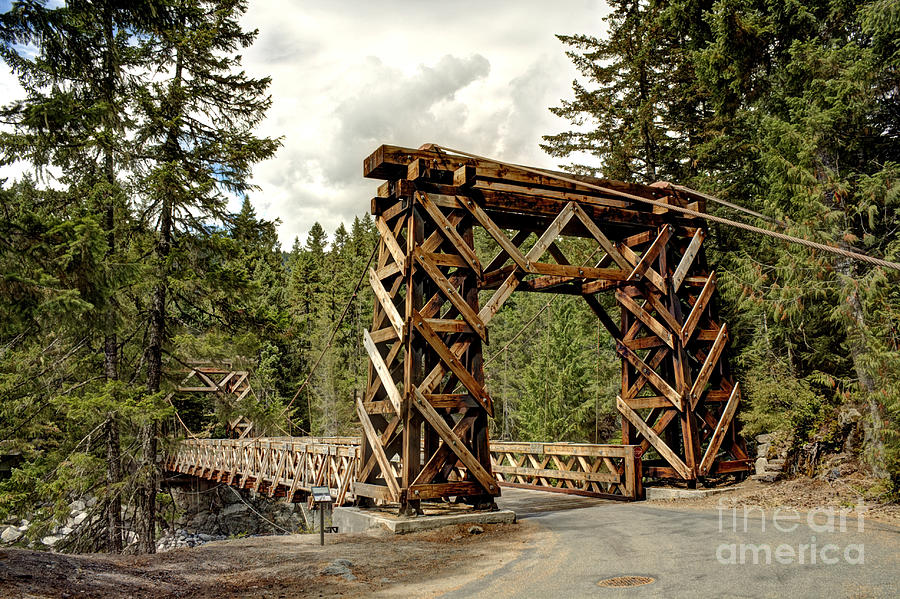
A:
[0,1,611,247]
[242,0,611,247]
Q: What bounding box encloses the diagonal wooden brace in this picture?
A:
[616,342,683,411]
[363,329,403,417]
[617,396,692,479]
[698,382,741,475]
[356,398,401,501]
[412,387,499,495]
[412,310,493,416]
[375,216,406,273]
[414,247,488,341]
[369,267,404,340]
[417,192,483,278]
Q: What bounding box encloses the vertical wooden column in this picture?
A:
[620,295,634,446]
[462,217,494,509]
[400,204,425,515]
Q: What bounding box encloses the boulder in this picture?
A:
[1,526,22,543]
[72,512,88,526]
[41,535,63,547]
[68,500,86,512]
[754,457,768,476]
[321,559,353,577]
[755,433,775,444]
[222,503,249,517]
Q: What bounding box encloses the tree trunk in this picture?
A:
[137,30,184,555]
[835,251,886,479]
[104,414,123,553]
[101,5,123,555]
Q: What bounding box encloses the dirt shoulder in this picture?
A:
[645,473,900,528]
[0,522,532,599]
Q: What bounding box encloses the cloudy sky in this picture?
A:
[0,1,611,247]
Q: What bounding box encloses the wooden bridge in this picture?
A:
[166,437,643,506]
[168,143,752,513]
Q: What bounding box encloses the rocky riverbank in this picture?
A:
[0,483,316,553]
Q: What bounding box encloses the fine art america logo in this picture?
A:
[716,502,867,565]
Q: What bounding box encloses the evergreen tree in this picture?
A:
[129,0,280,552]
[0,0,162,552]
[548,0,900,488]
[542,0,715,184]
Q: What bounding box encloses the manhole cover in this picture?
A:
[597,575,655,588]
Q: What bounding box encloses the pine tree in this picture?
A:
[548,0,900,487]
[132,0,279,552]
[0,0,162,552]
[542,0,715,184]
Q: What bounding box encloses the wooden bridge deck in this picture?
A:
[166,437,643,506]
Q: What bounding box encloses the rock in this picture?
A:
[68,500,86,512]
[59,526,73,536]
[41,535,63,547]
[71,512,88,526]
[751,473,779,483]
[343,573,357,581]
[756,443,770,458]
[767,459,786,470]
[321,564,351,577]
[755,433,775,444]
[123,531,138,545]
[222,503,249,517]
[197,533,214,542]
[467,525,484,535]
[754,457,768,476]
[839,407,862,426]
[333,558,352,567]
[1,526,22,543]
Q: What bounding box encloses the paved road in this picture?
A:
[441,488,900,599]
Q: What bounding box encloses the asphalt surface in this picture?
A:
[441,488,900,599]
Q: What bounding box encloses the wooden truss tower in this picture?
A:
[173,366,255,438]
[356,144,750,511]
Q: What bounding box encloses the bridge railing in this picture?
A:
[490,442,643,501]
[167,437,360,506]
[167,437,644,505]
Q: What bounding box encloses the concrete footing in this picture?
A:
[645,486,728,500]
[333,506,516,534]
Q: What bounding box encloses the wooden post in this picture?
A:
[401,204,425,516]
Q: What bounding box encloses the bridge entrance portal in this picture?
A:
[357,144,750,514]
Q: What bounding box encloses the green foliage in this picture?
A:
[477,231,621,443]
[548,0,900,488]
